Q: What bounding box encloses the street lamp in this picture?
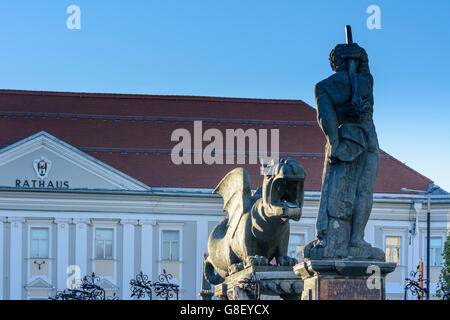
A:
[401,183,439,300]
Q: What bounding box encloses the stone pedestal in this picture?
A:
[293,259,396,300]
[214,266,303,300]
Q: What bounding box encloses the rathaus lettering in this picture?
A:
[15,179,69,189]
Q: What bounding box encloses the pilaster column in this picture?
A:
[139,219,156,280]
[55,218,71,291]
[8,217,24,300]
[73,219,90,278]
[196,220,209,299]
[0,217,5,299]
[405,202,422,300]
[121,219,138,299]
[411,202,422,269]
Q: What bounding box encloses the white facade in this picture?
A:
[0,132,449,300]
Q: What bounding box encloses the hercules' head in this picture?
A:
[329,43,369,73]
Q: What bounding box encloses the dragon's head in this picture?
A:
[261,157,306,221]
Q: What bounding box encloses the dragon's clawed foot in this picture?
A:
[244,255,269,268]
[276,256,298,266]
[228,262,244,275]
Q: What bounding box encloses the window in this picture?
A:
[288,233,305,261]
[30,228,49,258]
[385,236,401,264]
[428,237,443,267]
[162,230,179,261]
[95,228,113,259]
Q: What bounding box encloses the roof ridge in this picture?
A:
[0,89,309,105]
[0,110,317,125]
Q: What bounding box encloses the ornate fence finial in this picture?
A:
[405,264,428,300]
[130,271,153,300]
[153,269,180,300]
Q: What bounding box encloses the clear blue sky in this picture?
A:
[1,0,449,191]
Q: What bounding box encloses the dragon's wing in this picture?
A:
[213,168,252,238]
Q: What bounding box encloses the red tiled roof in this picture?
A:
[0,89,432,193]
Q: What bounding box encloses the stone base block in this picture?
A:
[293,259,396,300]
[214,265,303,300]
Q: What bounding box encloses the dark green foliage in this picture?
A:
[436,234,450,300]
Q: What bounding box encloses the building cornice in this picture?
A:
[138,219,156,226]
[6,216,25,223]
[73,218,91,225]
[0,186,448,202]
[120,219,139,225]
[53,218,72,224]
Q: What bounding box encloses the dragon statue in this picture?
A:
[204,157,306,285]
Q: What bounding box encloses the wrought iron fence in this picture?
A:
[50,272,118,300]
[130,271,153,300]
[50,270,179,300]
[130,269,179,300]
[405,265,428,300]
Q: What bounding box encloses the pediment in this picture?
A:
[0,131,149,191]
[25,277,53,290]
[98,278,119,291]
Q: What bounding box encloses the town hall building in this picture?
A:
[0,89,448,300]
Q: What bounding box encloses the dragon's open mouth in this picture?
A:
[270,178,303,209]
